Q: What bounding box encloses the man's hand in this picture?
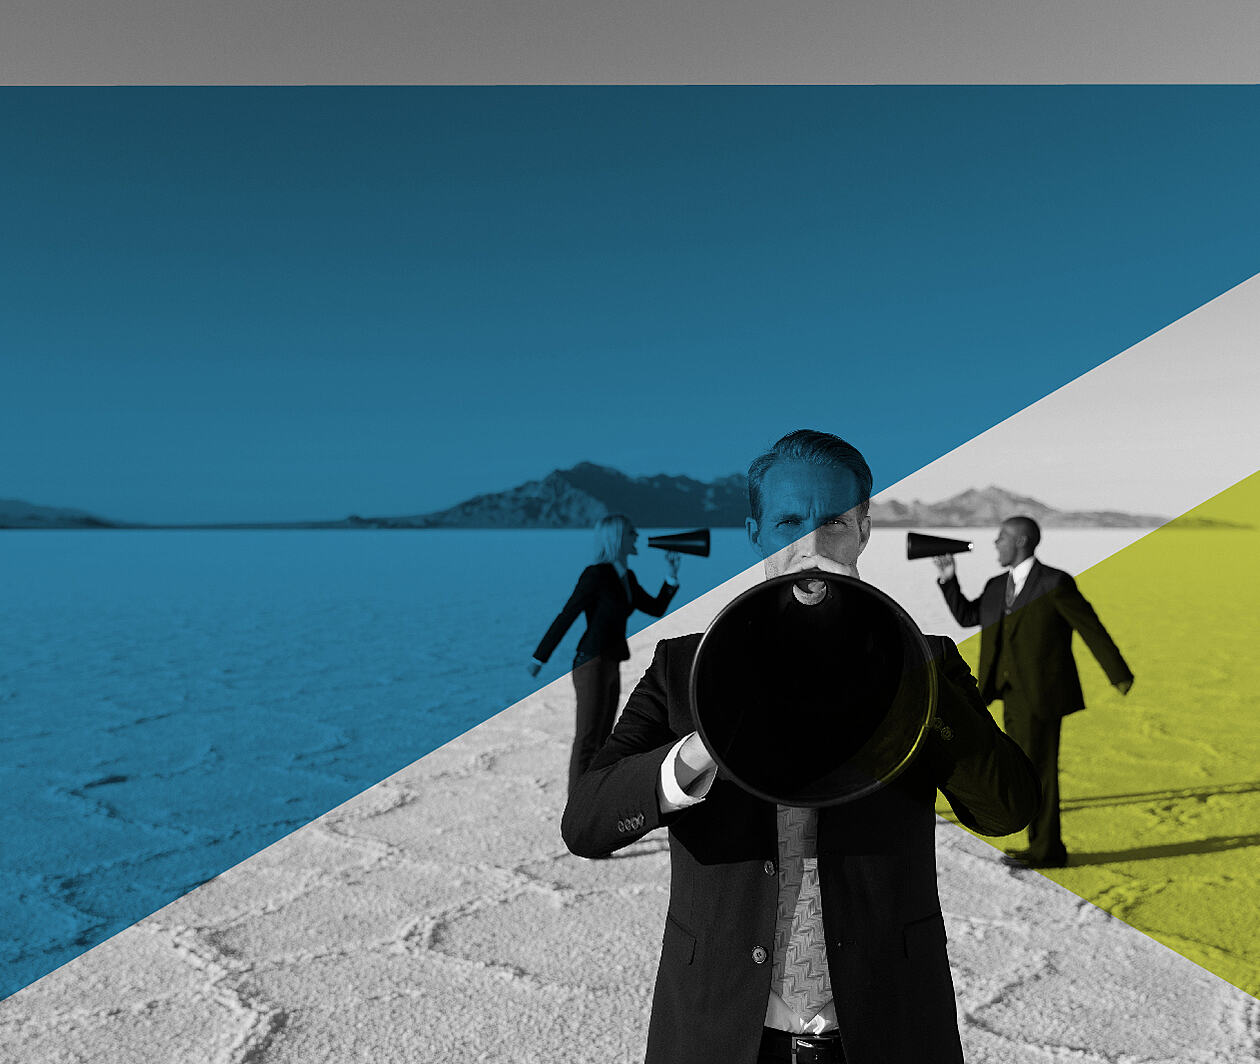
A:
[526,659,542,677]
[1114,678,1134,696]
[784,553,858,579]
[665,550,682,584]
[675,731,716,792]
[932,555,956,581]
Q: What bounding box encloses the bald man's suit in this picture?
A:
[939,559,1132,862]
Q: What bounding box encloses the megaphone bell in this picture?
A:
[647,528,711,557]
[906,532,973,561]
[690,572,938,807]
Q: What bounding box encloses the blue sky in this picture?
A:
[4,86,1259,523]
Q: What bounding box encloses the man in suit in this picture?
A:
[934,516,1134,870]
[562,430,1040,1064]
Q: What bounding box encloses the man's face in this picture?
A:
[746,458,871,580]
[994,522,1020,568]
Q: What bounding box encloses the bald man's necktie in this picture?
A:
[771,804,833,1019]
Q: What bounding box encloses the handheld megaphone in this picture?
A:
[906,532,973,561]
[647,528,711,558]
[690,572,937,806]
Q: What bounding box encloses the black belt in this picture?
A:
[759,1027,846,1063]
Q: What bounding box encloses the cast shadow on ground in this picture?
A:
[1058,781,1260,866]
[1067,832,1260,866]
[939,782,1260,865]
[1060,780,1260,811]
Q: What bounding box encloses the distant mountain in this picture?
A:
[0,477,1189,531]
[357,463,750,529]
[1161,514,1255,530]
[869,485,1168,529]
[353,473,1168,530]
[0,499,118,529]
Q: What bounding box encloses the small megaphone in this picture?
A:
[906,532,973,561]
[648,528,711,558]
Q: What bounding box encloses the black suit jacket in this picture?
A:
[534,563,678,667]
[939,560,1133,717]
[561,633,1039,1064]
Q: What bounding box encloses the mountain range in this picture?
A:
[2,464,1197,530]
[358,463,750,529]
[0,498,116,529]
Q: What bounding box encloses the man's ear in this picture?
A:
[856,513,872,556]
[745,516,763,558]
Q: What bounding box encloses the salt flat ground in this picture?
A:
[0,525,1127,997]
[3,513,1258,1062]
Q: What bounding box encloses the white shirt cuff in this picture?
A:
[665,576,680,587]
[658,734,717,812]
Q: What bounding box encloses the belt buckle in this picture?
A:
[791,1034,840,1064]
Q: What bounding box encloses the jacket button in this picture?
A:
[751,946,768,964]
[763,860,776,875]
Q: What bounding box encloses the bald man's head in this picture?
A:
[995,516,1040,568]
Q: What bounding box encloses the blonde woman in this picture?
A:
[530,514,681,794]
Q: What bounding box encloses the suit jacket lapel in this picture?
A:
[1004,560,1043,635]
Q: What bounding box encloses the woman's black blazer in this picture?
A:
[534,563,677,667]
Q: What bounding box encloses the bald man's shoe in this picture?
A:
[1001,849,1067,870]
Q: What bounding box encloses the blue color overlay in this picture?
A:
[4,86,1260,998]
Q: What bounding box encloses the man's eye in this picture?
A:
[777,518,800,529]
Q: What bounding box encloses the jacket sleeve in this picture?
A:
[629,571,679,618]
[927,638,1041,836]
[938,574,983,628]
[1051,575,1134,685]
[561,640,680,858]
[533,567,597,663]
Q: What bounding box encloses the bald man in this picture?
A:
[934,516,1134,869]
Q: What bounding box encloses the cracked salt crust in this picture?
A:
[2,600,1258,1063]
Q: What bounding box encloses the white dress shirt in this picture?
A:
[1008,555,1035,599]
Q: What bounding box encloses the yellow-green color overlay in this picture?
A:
[939,471,1260,998]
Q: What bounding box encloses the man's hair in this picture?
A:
[1004,515,1042,551]
[747,429,873,523]
[593,513,633,563]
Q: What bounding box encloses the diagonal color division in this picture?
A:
[941,473,1260,998]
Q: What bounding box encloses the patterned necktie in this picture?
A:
[1005,571,1016,608]
[771,804,833,1019]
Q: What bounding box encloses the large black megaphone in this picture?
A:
[690,572,938,807]
[906,532,974,561]
[647,528,711,557]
